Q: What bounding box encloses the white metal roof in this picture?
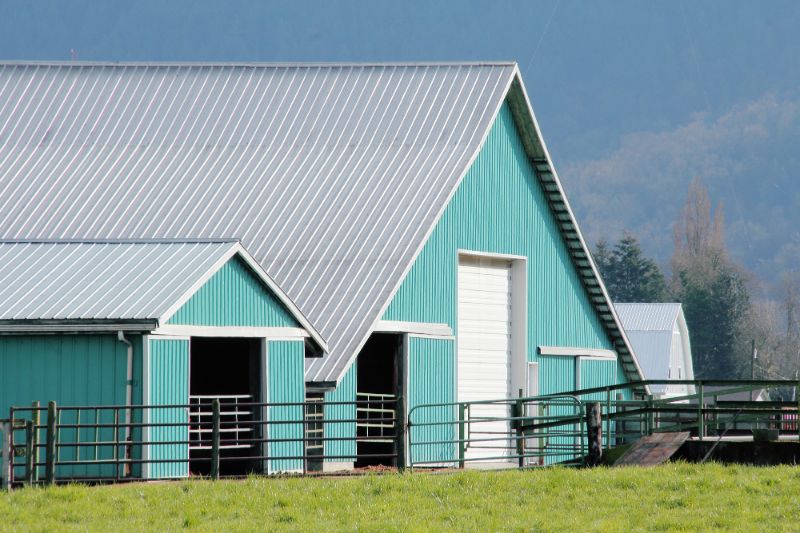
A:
[0,62,643,386]
[0,240,236,321]
[614,303,682,332]
[0,239,327,349]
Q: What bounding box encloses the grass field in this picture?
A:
[1,463,799,531]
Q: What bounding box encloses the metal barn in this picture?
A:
[615,303,695,400]
[0,240,324,479]
[0,62,645,475]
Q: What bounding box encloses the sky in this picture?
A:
[1,0,798,282]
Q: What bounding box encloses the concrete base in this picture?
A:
[322,461,354,472]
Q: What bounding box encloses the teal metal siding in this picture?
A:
[147,338,189,479]
[167,256,299,327]
[579,358,618,400]
[267,340,305,472]
[384,102,612,353]
[323,362,356,463]
[0,334,143,479]
[538,355,577,395]
[408,336,457,465]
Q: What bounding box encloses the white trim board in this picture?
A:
[538,346,617,359]
[374,320,453,337]
[153,325,310,338]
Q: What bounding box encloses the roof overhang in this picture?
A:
[0,319,157,334]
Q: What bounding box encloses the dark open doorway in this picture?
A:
[355,333,404,468]
[189,337,262,476]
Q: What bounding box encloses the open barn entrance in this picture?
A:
[355,333,404,468]
[189,337,262,476]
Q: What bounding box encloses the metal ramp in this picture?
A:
[614,431,690,466]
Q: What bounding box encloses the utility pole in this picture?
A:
[750,339,757,401]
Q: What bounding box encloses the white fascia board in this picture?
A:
[508,66,648,393]
[374,320,453,337]
[0,322,157,333]
[538,346,617,359]
[153,325,310,339]
[157,243,328,353]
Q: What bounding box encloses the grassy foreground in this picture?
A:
[1,463,799,531]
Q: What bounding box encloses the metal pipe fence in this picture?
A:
[2,379,798,488]
[3,396,401,487]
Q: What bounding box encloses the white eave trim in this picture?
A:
[538,346,617,359]
[0,322,157,333]
[373,320,453,337]
[153,325,310,339]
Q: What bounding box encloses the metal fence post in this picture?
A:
[1,420,10,491]
[45,401,57,485]
[24,420,34,485]
[697,383,705,440]
[515,393,524,468]
[458,403,466,469]
[211,399,220,481]
[605,388,611,450]
[31,401,40,483]
[394,395,406,471]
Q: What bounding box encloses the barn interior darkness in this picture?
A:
[189,337,261,476]
[356,333,403,467]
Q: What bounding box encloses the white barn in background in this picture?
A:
[614,303,695,399]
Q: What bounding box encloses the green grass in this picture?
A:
[1,464,799,531]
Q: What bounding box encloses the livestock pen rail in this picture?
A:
[1,396,402,488]
[406,379,800,468]
[2,380,799,488]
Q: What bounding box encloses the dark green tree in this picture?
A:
[593,233,668,303]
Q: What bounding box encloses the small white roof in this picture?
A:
[0,239,326,349]
[614,303,682,332]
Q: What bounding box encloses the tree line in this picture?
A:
[595,179,796,381]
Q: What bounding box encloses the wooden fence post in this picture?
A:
[45,401,57,485]
[585,402,602,466]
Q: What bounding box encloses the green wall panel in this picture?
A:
[0,334,143,480]
[323,361,356,463]
[147,338,189,479]
[382,103,630,398]
[407,336,457,466]
[167,256,299,327]
[267,340,305,473]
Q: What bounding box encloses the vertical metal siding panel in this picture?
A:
[148,338,189,479]
[323,361,356,463]
[167,256,299,327]
[0,334,131,479]
[408,336,456,465]
[267,340,304,472]
[382,103,623,401]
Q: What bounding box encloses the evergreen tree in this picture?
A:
[593,233,668,303]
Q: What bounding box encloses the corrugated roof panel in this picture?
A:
[0,240,235,320]
[0,63,516,383]
[614,303,681,332]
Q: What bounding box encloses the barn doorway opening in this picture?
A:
[189,337,262,476]
[355,333,404,468]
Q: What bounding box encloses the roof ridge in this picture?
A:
[0,60,518,68]
[0,238,240,245]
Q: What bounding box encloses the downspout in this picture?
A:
[117,331,134,476]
